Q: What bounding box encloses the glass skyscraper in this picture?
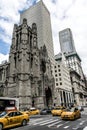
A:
[20,0,55,64]
[59,28,76,53]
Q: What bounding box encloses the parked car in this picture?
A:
[40,108,52,115]
[22,107,40,116]
[22,110,31,117]
[61,107,81,120]
[0,110,29,130]
[29,107,40,115]
[77,106,84,111]
[51,106,66,116]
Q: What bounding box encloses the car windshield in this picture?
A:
[30,108,36,111]
[54,107,61,110]
[78,106,82,109]
[66,108,75,112]
[0,111,7,117]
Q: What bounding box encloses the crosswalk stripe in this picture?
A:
[64,126,69,129]
[33,118,53,125]
[83,126,87,130]
[72,128,78,130]
[30,118,43,121]
[48,120,62,127]
[29,118,44,125]
[28,116,86,129]
[30,118,43,123]
[57,124,63,128]
[80,121,85,125]
[40,119,59,126]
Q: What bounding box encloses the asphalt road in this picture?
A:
[10,113,87,130]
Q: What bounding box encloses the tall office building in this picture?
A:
[59,28,76,53]
[56,28,83,77]
[20,0,54,64]
[54,59,73,107]
[55,28,87,106]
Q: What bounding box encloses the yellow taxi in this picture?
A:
[29,107,40,115]
[22,110,31,117]
[61,107,81,120]
[0,110,29,130]
[51,106,66,116]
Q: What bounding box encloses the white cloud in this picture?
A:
[0,53,9,64]
[0,0,34,44]
[0,33,11,44]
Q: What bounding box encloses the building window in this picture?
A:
[56,83,58,86]
[59,78,61,81]
[59,73,61,76]
[55,74,57,77]
[58,65,60,67]
[60,82,62,85]
[58,69,60,72]
[13,76,16,82]
[55,70,57,73]
[54,66,56,68]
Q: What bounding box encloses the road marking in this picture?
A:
[29,118,44,124]
[30,118,43,122]
[72,127,79,130]
[48,120,62,127]
[63,121,70,124]
[33,118,53,125]
[72,120,87,130]
[64,126,69,129]
[57,124,63,128]
[80,121,85,125]
[83,126,87,130]
[40,119,59,126]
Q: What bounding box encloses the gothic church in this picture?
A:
[0,19,54,110]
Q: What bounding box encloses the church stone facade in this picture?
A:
[0,19,54,110]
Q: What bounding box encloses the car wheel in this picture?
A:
[22,119,27,126]
[0,124,3,130]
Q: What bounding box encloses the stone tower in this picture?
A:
[3,19,54,110]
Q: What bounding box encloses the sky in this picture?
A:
[0,0,87,75]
